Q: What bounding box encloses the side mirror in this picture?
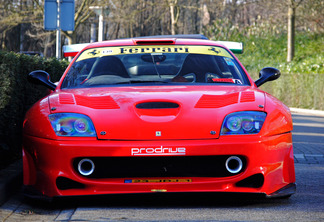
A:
[255,67,281,87]
[28,70,56,90]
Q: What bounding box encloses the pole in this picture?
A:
[89,6,109,42]
[98,8,104,42]
[91,23,97,43]
[56,0,61,59]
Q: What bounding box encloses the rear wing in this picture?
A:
[62,38,243,58]
[63,43,89,58]
[216,41,243,54]
[134,35,243,53]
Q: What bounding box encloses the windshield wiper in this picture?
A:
[151,53,161,78]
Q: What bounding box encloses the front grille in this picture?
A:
[236,173,264,188]
[56,176,85,190]
[73,156,246,179]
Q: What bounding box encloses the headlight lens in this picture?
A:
[221,111,266,135]
[49,113,96,137]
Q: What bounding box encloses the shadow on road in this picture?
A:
[23,192,292,210]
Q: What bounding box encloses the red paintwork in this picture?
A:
[23,37,295,198]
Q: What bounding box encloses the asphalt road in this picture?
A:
[0,113,323,221]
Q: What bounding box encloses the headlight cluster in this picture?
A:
[49,113,96,137]
[221,111,266,135]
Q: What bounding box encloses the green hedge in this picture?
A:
[0,51,68,168]
[233,32,324,110]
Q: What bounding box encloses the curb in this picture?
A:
[0,160,23,206]
[290,107,324,117]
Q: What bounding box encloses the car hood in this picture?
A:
[48,85,265,140]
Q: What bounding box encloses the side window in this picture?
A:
[212,56,249,85]
[220,57,245,81]
[62,58,96,88]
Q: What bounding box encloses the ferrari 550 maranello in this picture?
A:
[23,34,295,199]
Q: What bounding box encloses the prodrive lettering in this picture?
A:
[131,146,186,156]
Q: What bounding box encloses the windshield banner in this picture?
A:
[76,45,233,61]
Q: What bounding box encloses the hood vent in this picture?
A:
[195,93,239,108]
[75,95,120,109]
[59,94,75,104]
[240,91,255,103]
[136,102,179,109]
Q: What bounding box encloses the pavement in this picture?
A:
[0,107,323,206]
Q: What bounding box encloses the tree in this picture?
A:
[1,0,322,58]
[0,0,40,51]
[167,0,180,35]
[287,0,304,62]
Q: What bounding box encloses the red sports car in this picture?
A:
[23,35,295,199]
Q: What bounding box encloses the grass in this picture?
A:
[233,32,324,110]
[260,73,324,110]
[235,32,324,75]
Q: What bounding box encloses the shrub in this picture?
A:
[0,51,68,169]
[234,33,324,110]
[204,26,324,110]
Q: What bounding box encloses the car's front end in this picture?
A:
[23,36,295,199]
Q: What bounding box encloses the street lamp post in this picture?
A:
[89,6,109,42]
[56,0,61,59]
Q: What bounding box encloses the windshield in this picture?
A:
[61,45,250,89]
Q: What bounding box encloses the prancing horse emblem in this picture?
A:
[88,49,99,56]
[209,47,221,54]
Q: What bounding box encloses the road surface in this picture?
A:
[0,113,323,221]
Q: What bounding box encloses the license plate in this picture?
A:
[124,179,192,183]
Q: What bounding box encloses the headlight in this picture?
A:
[221,111,266,135]
[49,113,96,137]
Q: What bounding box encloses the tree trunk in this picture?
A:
[287,3,295,62]
[170,3,176,35]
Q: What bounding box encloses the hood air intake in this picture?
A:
[136,102,179,109]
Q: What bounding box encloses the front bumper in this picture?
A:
[23,133,295,198]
